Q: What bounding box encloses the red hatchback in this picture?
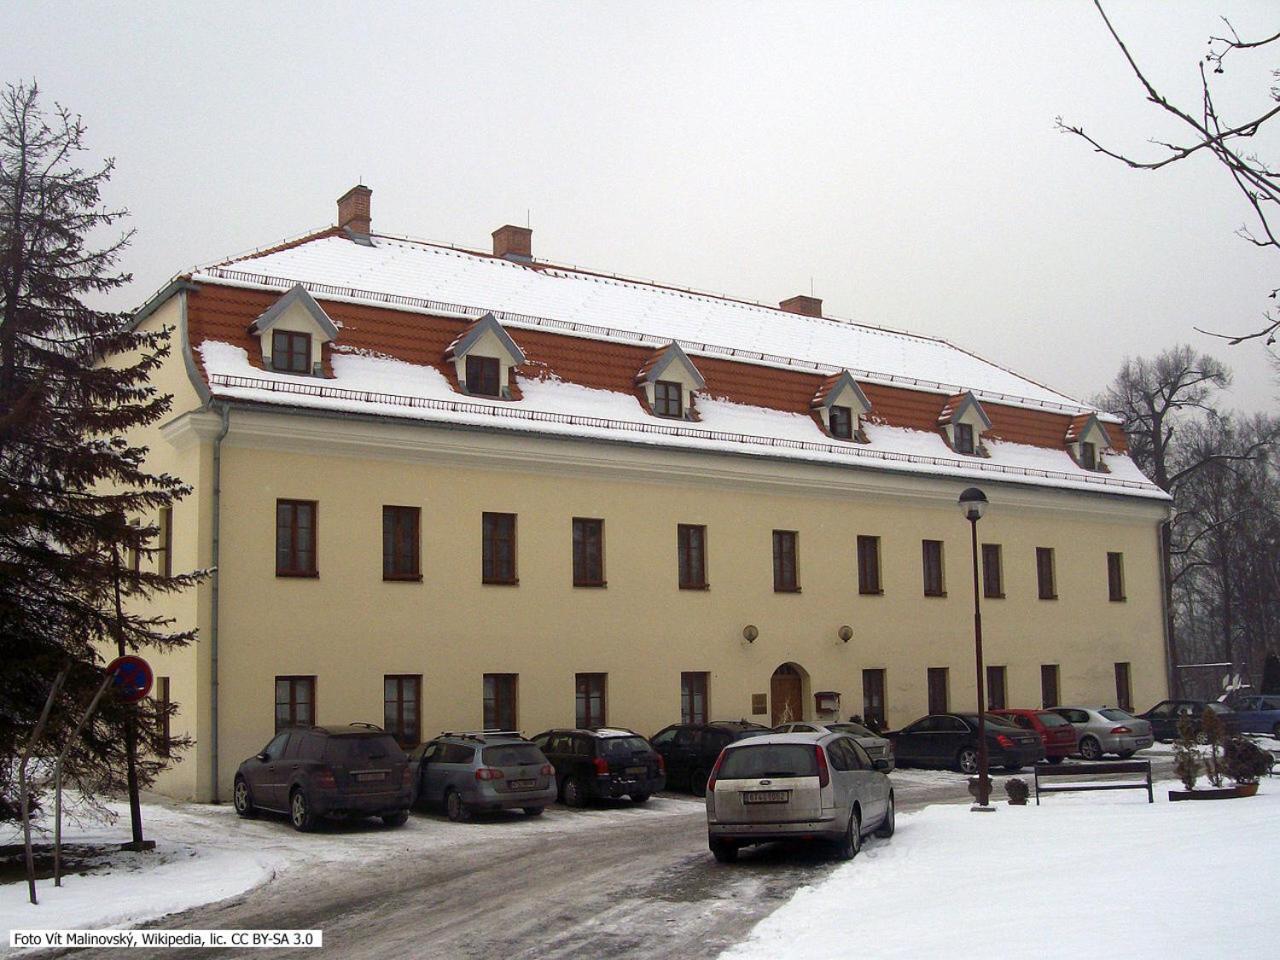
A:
[990,709,1078,763]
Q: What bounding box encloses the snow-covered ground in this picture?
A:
[722,782,1279,960]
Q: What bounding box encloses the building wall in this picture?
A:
[154,405,1169,801]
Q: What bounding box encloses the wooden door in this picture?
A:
[770,665,803,726]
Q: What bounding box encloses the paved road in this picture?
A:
[56,759,1174,960]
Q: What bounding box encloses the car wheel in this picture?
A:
[563,776,587,808]
[874,793,895,839]
[957,748,979,775]
[834,809,862,860]
[689,767,709,797]
[630,793,650,804]
[381,810,409,828]
[289,789,317,832]
[445,788,470,822]
[232,777,256,818]
[709,839,738,864]
[522,806,545,817]
[1045,756,1065,765]
[1079,737,1103,761]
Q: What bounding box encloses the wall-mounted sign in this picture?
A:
[751,693,768,715]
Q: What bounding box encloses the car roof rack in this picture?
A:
[437,729,526,743]
[348,722,383,730]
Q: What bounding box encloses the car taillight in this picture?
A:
[706,751,726,793]
[475,767,504,781]
[816,745,830,788]
[592,756,609,776]
[996,734,1015,749]
[1111,726,1132,735]
[540,763,555,776]
[656,753,666,773]
[314,767,337,789]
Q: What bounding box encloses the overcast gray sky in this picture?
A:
[5,0,1277,412]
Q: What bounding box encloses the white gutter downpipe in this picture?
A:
[209,402,231,802]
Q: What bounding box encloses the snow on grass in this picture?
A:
[722,783,1279,960]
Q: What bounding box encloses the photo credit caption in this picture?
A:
[11,930,323,949]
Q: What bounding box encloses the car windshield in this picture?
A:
[482,743,544,767]
[1037,712,1071,728]
[1099,709,1136,722]
[324,734,401,763]
[830,722,875,737]
[598,736,651,757]
[719,743,818,780]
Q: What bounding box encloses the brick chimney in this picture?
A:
[492,224,532,262]
[337,184,372,235]
[779,295,823,318]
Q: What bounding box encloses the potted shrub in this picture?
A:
[1172,715,1202,793]
[1004,777,1029,806]
[1223,736,1272,796]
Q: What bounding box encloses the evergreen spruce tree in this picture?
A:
[0,81,202,822]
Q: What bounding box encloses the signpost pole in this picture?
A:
[20,668,68,906]
[54,669,117,886]
[111,546,147,851]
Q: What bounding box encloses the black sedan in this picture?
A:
[887,713,1045,773]
[1136,699,1239,742]
[649,720,771,795]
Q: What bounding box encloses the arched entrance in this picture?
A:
[770,663,809,726]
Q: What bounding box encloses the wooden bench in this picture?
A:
[1033,759,1153,804]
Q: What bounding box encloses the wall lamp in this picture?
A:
[742,624,759,644]
[837,625,853,644]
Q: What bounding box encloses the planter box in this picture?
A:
[1169,784,1258,801]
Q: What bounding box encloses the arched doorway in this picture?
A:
[770,663,808,726]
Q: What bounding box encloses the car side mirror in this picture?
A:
[873,758,890,772]
[256,752,270,762]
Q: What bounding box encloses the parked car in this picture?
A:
[233,724,412,831]
[989,708,1079,764]
[705,732,894,863]
[1135,699,1239,742]
[408,731,557,821]
[1226,694,1280,739]
[650,720,770,794]
[531,727,666,806]
[886,713,1044,773]
[1048,706,1154,759]
[773,720,895,772]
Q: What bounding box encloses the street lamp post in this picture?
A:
[958,487,993,811]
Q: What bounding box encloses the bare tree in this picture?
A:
[1059,1,1280,347]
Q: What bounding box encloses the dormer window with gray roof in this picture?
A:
[811,371,871,442]
[636,343,705,421]
[938,392,992,457]
[249,284,339,377]
[1066,414,1112,472]
[445,313,527,400]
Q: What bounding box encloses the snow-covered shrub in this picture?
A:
[1004,778,1029,805]
[1224,736,1272,786]
[1173,717,1201,791]
[1202,708,1228,787]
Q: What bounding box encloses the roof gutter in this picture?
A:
[209,401,231,802]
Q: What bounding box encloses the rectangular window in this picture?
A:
[1041,664,1060,709]
[772,530,799,592]
[382,506,421,581]
[1036,547,1057,600]
[271,330,311,374]
[862,669,886,730]
[954,422,975,455]
[573,518,605,587]
[1114,662,1132,712]
[575,673,607,728]
[465,355,501,397]
[927,667,949,715]
[484,673,518,731]
[482,512,517,584]
[681,672,709,725]
[922,539,945,597]
[1107,552,1126,601]
[677,524,708,589]
[981,543,1003,598]
[155,676,171,757]
[829,405,853,439]
[857,535,882,595]
[383,675,421,748]
[276,500,318,577]
[1081,441,1097,470]
[158,507,172,578]
[986,665,1007,711]
[654,380,683,418]
[275,675,316,732]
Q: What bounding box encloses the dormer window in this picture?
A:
[955,423,975,455]
[1065,414,1111,472]
[811,372,871,442]
[1081,441,1097,470]
[271,331,312,374]
[465,355,501,397]
[938,391,991,457]
[654,380,683,418]
[829,406,853,440]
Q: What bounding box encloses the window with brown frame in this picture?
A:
[275,675,315,732]
[573,518,605,587]
[922,539,945,597]
[927,667,949,715]
[482,512,517,584]
[271,330,311,374]
[382,506,421,581]
[1081,441,1097,470]
[465,355,501,397]
[1114,662,1133,712]
[383,675,421,748]
[654,380,683,418]
[986,665,1007,711]
[681,672,709,725]
[982,543,1003,599]
[484,673,518,731]
[857,535,882,595]
[276,500,318,577]
[773,530,799,592]
[155,676,171,757]
[954,422,975,455]
[677,524,708,589]
[575,673,607,728]
[158,507,172,578]
[1036,547,1057,600]
[1107,552,1125,601]
[862,669,886,730]
[1041,664,1060,708]
[829,405,853,440]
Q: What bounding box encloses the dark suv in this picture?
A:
[531,728,666,806]
[650,721,770,795]
[233,724,412,831]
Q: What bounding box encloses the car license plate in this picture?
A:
[355,772,385,782]
[626,766,647,775]
[743,790,789,804]
[509,779,536,790]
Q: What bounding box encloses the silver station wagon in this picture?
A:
[705,732,894,863]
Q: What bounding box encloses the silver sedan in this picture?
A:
[774,720,895,772]
[1048,706,1154,760]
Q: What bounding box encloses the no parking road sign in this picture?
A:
[106,655,153,704]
